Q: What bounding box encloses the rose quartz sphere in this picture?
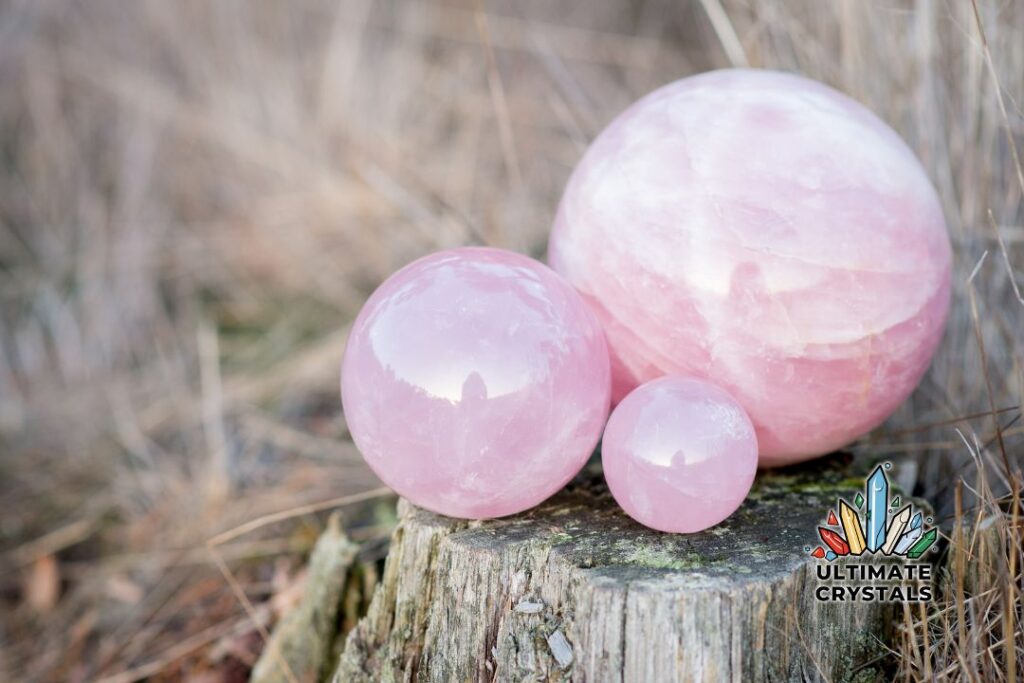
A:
[341,247,611,519]
[549,69,952,466]
[602,376,757,533]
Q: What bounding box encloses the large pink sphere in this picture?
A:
[549,69,952,466]
[341,247,611,519]
[602,376,758,533]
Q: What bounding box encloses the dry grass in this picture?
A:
[0,0,1021,681]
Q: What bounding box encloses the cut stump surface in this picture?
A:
[335,458,914,682]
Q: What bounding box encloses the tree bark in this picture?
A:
[252,514,358,683]
[334,458,904,682]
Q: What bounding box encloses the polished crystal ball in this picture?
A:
[341,247,611,519]
[602,376,758,533]
[549,68,952,466]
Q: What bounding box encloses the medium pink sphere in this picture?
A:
[341,247,611,519]
[602,376,758,533]
[549,69,952,466]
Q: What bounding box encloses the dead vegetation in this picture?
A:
[0,0,1021,681]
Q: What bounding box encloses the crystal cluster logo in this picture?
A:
[810,463,938,602]
[809,463,937,561]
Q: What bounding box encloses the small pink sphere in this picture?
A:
[549,69,952,466]
[341,247,611,519]
[602,376,758,533]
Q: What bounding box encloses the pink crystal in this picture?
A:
[549,69,952,466]
[601,376,758,533]
[341,247,611,519]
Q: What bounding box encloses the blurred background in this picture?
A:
[0,0,1021,681]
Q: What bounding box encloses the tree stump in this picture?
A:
[335,459,906,682]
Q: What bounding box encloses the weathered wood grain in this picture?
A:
[251,514,358,683]
[333,459,901,682]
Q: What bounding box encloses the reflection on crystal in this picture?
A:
[548,71,952,466]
